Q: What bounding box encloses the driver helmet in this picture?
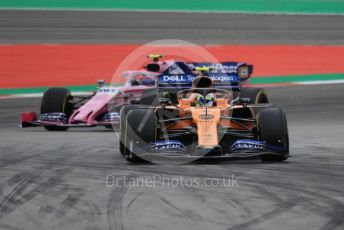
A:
[140,78,155,86]
[192,76,215,107]
[131,79,140,86]
[194,94,215,107]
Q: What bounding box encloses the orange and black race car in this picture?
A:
[119,67,289,163]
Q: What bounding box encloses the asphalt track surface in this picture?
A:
[1,9,344,230]
[1,9,344,44]
[1,85,344,230]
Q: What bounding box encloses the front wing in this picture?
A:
[127,139,285,160]
[20,112,119,128]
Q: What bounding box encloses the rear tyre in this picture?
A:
[139,88,159,106]
[40,88,74,131]
[240,87,269,104]
[250,103,276,115]
[121,109,156,162]
[257,108,289,162]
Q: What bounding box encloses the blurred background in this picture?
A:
[0,0,344,95]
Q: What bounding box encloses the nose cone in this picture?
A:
[70,93,114,124]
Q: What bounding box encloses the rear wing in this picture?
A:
[156,61,253,96]
[157,73,241,92]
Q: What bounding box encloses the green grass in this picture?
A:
[0,85,98,95]
[1,0,344,14]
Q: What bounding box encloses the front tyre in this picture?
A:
[119,105,140,155]
[121,109,156,162]
[257,108,289,162]
[40,88,74,131]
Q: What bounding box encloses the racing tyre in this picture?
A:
[119,105,140,155]
[122,109,156,162]
[139,88,159,106]
[250,103,276,115]
[41,88,74,131]
[240,87,269,104]
[257,108,289,162]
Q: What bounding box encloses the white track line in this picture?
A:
[294,79,344,85]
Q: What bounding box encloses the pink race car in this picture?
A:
[21,70,158,130]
